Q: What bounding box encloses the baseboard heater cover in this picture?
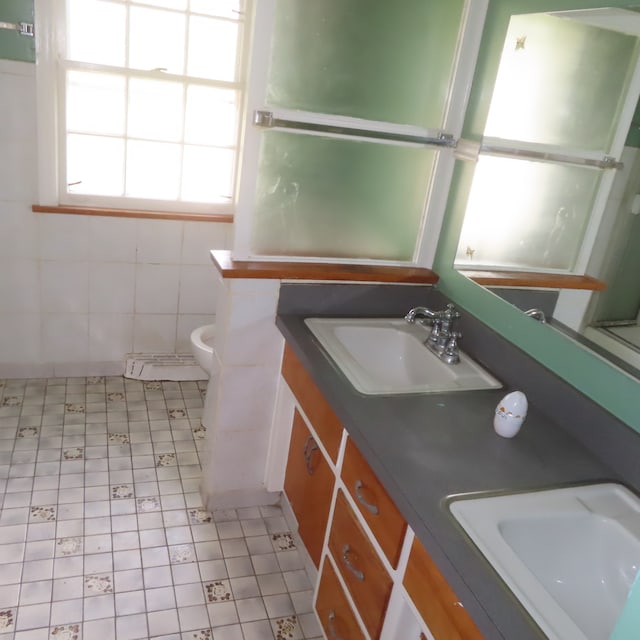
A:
[124,353,207,381]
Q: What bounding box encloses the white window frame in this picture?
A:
[232,0,489,267]
[34,0,252,216]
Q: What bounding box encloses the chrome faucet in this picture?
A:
[405,303,462,364]
[524,308,547,323]
[404,307,439,323]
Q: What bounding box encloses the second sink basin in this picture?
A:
[304,317,501,395]
[449,483,640,640]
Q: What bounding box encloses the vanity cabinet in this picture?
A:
[328,490,393,638]
[282,344,342,463]
[404,537,483,640]
[316,558,367,640]
[279,343,485,640]
[284,409,335,568]
[342,437,407,568]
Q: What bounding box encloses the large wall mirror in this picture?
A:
[457,7,640,374]
[434,0,640,431]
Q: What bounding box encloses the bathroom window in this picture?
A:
[232,0,488,264]
[35,0,249,215]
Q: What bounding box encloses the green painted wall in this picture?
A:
[434,0,640,433]
[0,0,35,62]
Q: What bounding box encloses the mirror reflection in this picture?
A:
[454,8,640,376]
[554,146,640,373]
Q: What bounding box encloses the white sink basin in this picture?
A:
[304,317,501,395]
[449,483,640,640]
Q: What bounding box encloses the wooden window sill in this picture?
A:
[210,250,439,283]
[32,204,233,223]
[459,269,606,291]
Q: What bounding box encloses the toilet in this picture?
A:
[190,323,216,376]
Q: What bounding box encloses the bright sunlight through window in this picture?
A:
[60,0,246,211]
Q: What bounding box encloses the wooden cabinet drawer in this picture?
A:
[404,537,483,640]
[328,490,393,638]
[284,410,335,568]
[342,437,407,567]
[282,345,342,463]
[316,558,366,640]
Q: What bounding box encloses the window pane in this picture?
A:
[190,0,242,19]
[136,0,187,9]
[485,13,639,151]
[129,6,186,74]
[456,156,602,271]
[128,79,184,142]
[187,16,239,81]
[67,134,125,196]
[182,146,234,203]
[126,141,181,199]
[66,71,126,136]
[251,132,435,261]
[266,0,465,127]
[185,86,237,146]
[67,0,126,66]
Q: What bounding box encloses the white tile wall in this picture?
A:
[0,259,40,312]
[89,263,136,314]
[0,139,37,201]
[132,314,178,353]
[135,264,181,314]
[0,313,41,363]
[208,428,274,492]
[0,60,232,377]
[89,313,135,361]
[200,276,285,508]
[40,261,90,313]
[182,222,232,265]
[178,265,218,315]
[136,219,183,264]
[42,313,90,363]
[88,217,138,263]
[0,202,38,259]
[216,365,281,433]
[38,213,90,261]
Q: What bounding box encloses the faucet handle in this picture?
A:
[443,331,462,364]
[428,317,442,343]
[443,303,460,319]
[446,331,462,348]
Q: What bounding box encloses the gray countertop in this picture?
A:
[276,313,619,640]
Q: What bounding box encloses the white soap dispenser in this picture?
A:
[494,391,528,438]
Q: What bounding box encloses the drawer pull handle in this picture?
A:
[354,480,379,515]
[328,610,345,640]
[303,435,319,475]
[341,544,365,581]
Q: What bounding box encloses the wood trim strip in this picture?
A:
[32,204,233,223]
[459,269,607,291]
[210,250,439,283]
